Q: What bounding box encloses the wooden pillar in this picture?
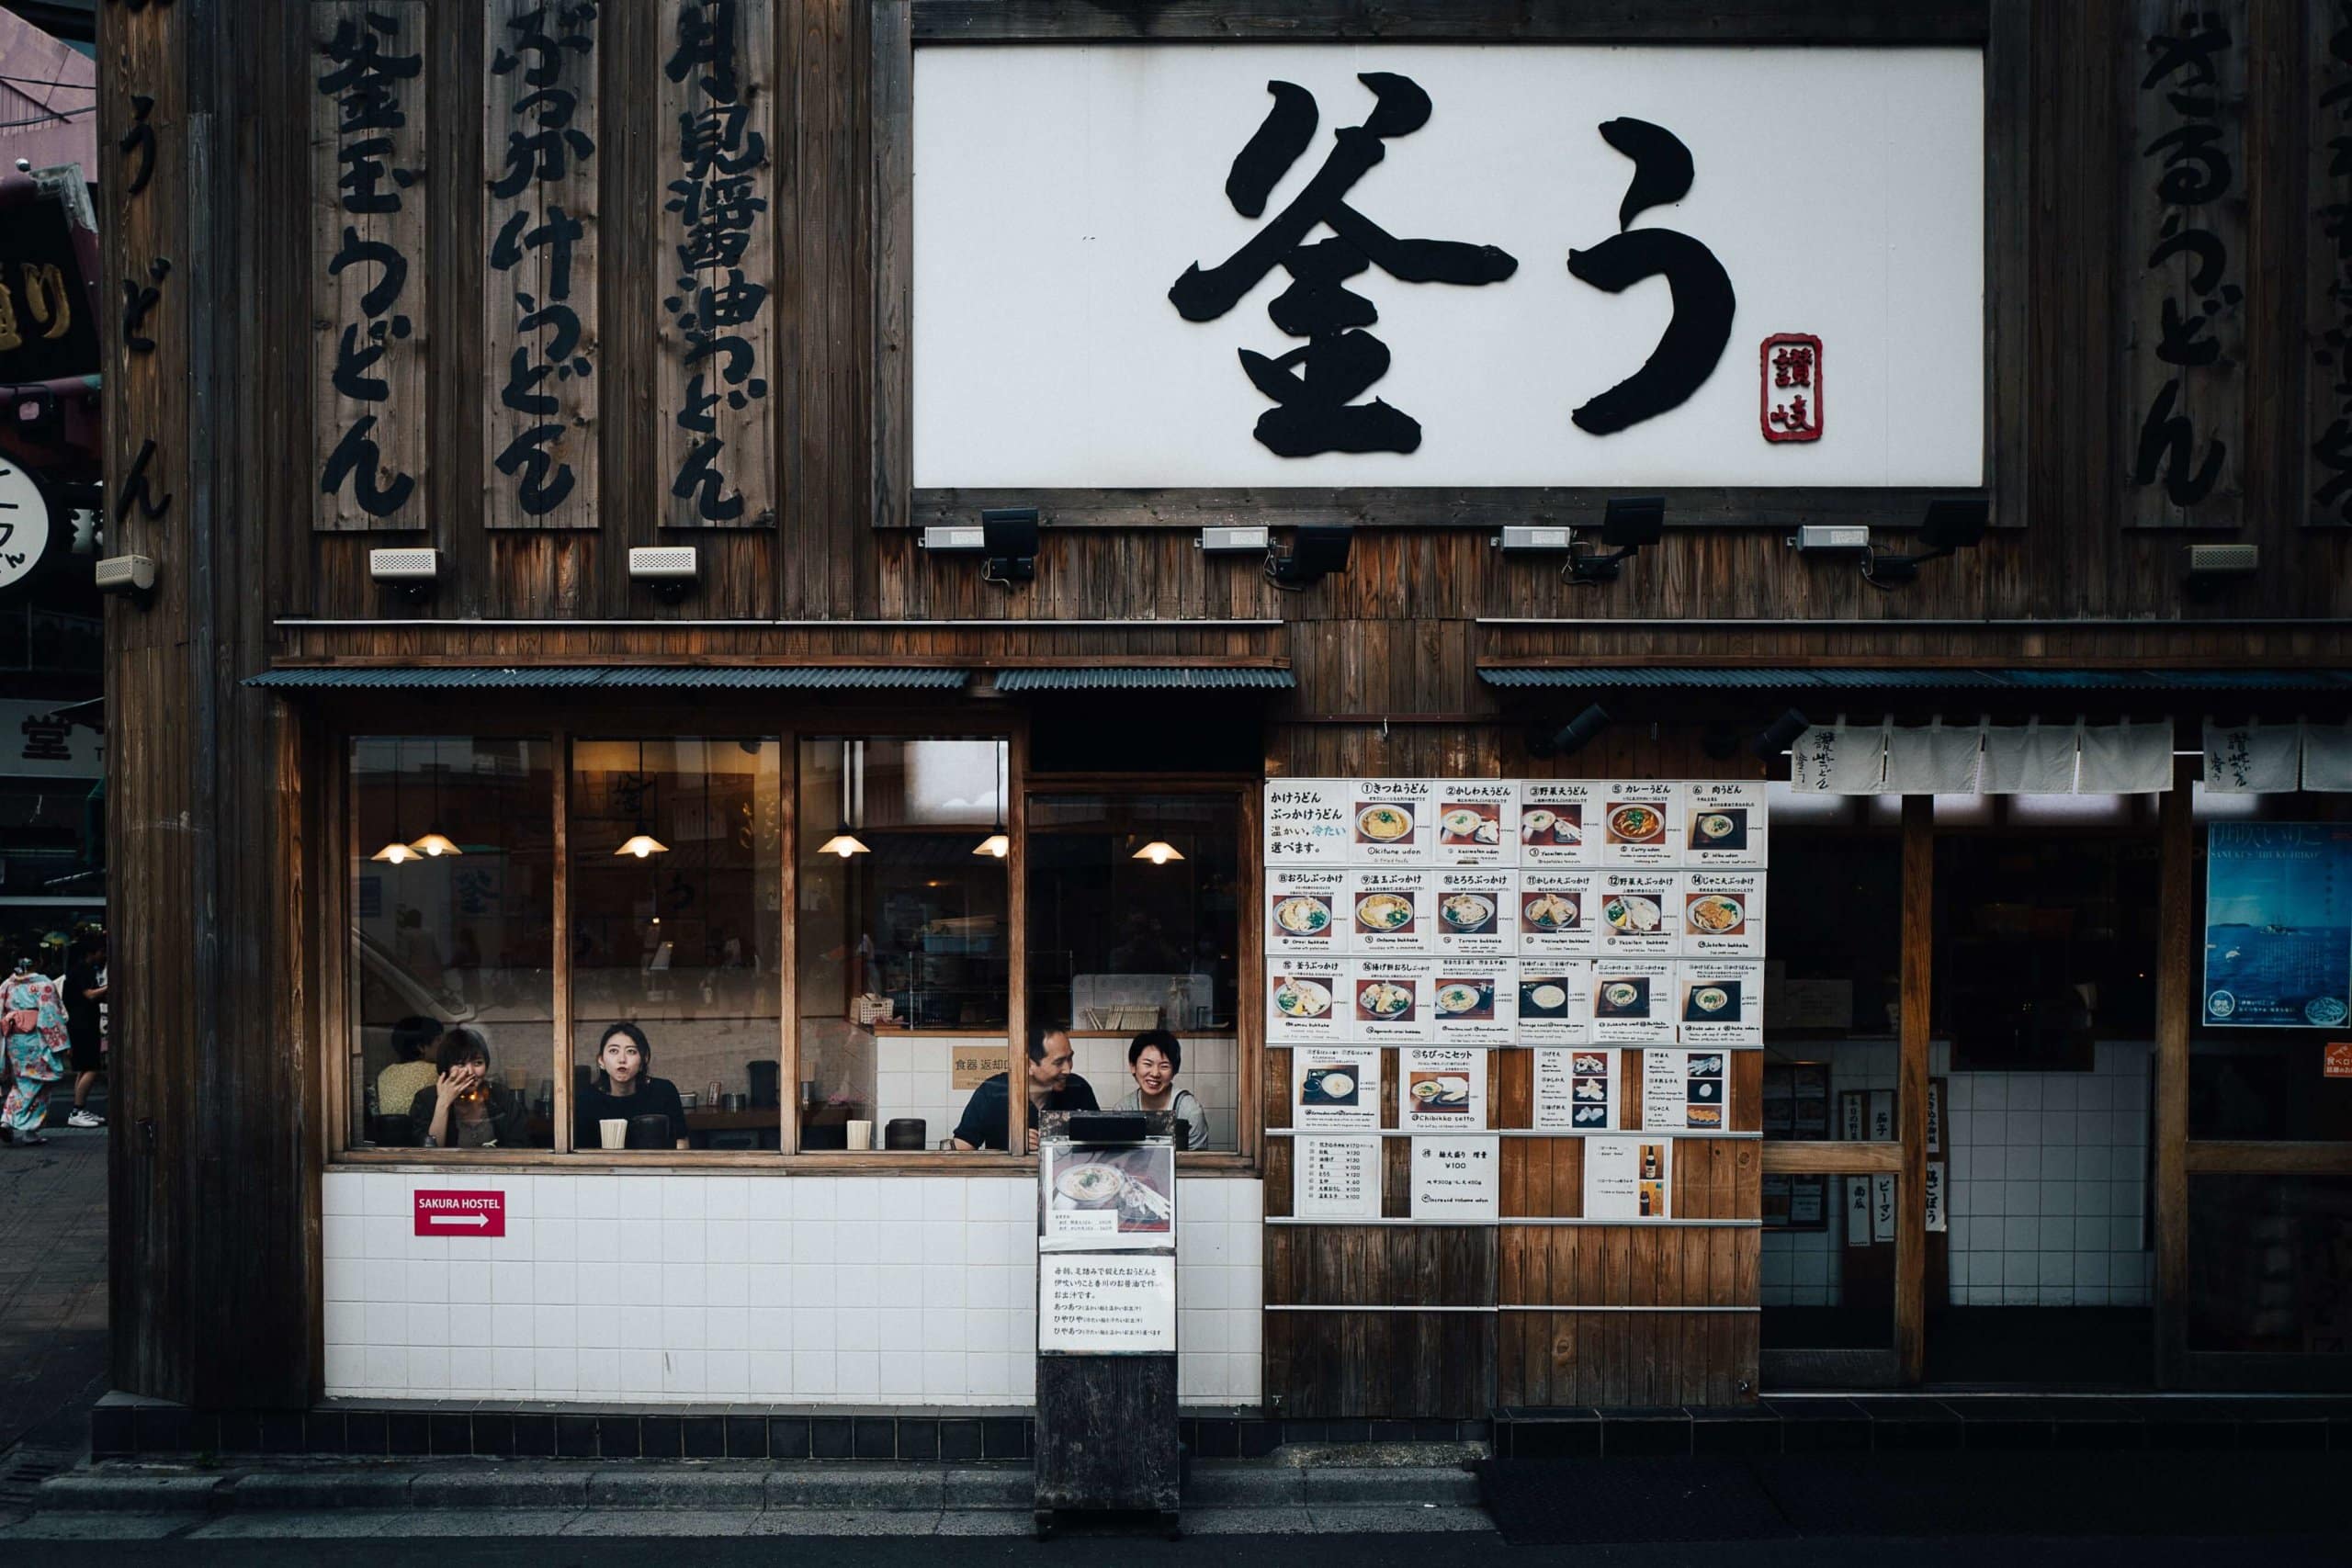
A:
[2152,760,2195,1386]
[1894,795,1932,1383]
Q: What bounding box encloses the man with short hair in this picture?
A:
[952,1023,1097,1153]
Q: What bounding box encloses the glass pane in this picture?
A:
[2189,799,2352,1139]
[1761,1175,1894,1349]
[795,738,1009,1152]
[1763,825,1902,1138]
[1026,792,1243,1151]
[570,739,782,1153]
[349,736,555,1150]
[2188,1175,2352,1354]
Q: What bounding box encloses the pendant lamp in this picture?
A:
[369,739,419,863]
[407,736,465,858]
[1132,839,1184,865]
[817,739,868,856]
[972,740,1009,857]
[614,739,670,858]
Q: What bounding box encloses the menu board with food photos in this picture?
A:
[1516,869,1600,958]
[1535,1047,1619,1131]
[1432,960,1518,1045]
[1268,867,1350,956]
[1681,871,1764,957]
[1348,869,1433,954]
[1351,956,1437,1044]
[1434,870,1514,957]
[1433,780,1518,866]
[1675,961,1764,1045]
[1598,870,1683,957]
[1292,1045,1382,1132]
[1682,781,1769,866]
[1518,781,1601,867]
[1591,958,1678,1043]
[1268,964,1345,1044]
[1600,783,1683,867]
[1400,1046,1488,1131]
[1643,1047,1731,1133]
[1514,964,1592,1045]
[1349,780,1435,865]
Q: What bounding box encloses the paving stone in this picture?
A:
[1306,1505,1496,1533]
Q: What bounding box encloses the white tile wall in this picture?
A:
[324,1171,1261,1406]
[870,1034,1238,1151]
[1760,1040,2155,1310]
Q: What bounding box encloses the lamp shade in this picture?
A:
[615,832,670,859]
[407,829,464,858]
[817,830,869,857]
[1132,840,1184,865]
[972,831,1010,858]
[370,840,419,864]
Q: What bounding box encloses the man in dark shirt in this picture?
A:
[953,1023,1096,1153]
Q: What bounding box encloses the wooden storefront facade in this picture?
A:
[94,0,2352,1419]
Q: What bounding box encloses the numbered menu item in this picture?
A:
[1515,963,1592,1046]
[1434,870,1514,957]
[1264,779,1352,863]
[1682,782,1769,867]
[1677,960,1764,1044]
[1590,958,1676,1043]
[1517,781,1600,867]
[1598,871,1682,956]
[1534,1046,1618,1131]
[1348,869,1432,953]
[1585,1136,1673,1221]
[1400,1047,1487,1132]
[1434,780,1518,865]
[1643,1047,1730,1132]
[1039,1254,1176,1353]
[1410,1134,1499,1220]
[1516,869,1599,958]
[1681,871,1764,957]
[1351,957,1437,1043]
[1042,1143,1178,1251]
[1292,1045,1382,1132]
[1600,783,1682,867]
[1268,867,1349,956]
[1268,964,1345,1044]
[1351,779,1434,865]
[1295,1134,1384,1219]
[1432,961,1518,1045]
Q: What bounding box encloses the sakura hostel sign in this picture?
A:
[912,45,1984,490]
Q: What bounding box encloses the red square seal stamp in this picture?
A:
[1760,333,1822,443]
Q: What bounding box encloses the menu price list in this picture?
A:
[1038,1255,1177,1354]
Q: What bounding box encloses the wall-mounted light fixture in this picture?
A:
[1525,703,1612,761]
[980,506,1040,587]
[2181,542,2257,601]
[1860,497,1988,588]
[1265,524,1353,590]
[1197,525,1270,554]
[1785,524,1871,557]
[369,547,441,604]
[1564,495,1666,585]
[628,545,699,604]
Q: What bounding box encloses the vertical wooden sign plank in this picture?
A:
[658,0,778,529]
[311,1,427,532]
[2124,0,2246,527]
[483,0,600,531]
[2310,0,2352,525]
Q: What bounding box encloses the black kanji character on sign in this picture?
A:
[1566,118,1736,435]
[1170,74,1518,458]
[117,94,156,197]
[19,712,72,764]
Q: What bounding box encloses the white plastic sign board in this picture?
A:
[1348,868,1434,953]
[1293,1045,1382,1132]
[1514,963,1591,1046]
[1584,1137,1673,1221]
[1680,871,1764,957]
[1675,961,1764,1045]
[1600,784,1683,867]
[1516,869,1599,958]
[1264,779,1351,864]
[1268,867,1351,956]
[1591,959,1676,1043]
[1682,782,1770,867]
[1535,1047,1618,1132]
[1432,959,1518,1045]
[1350,780,1435,865]
[1039,1255,1176,1354]
[1351,956,1438,1043]
[1434,870,1514,957]
[1410,1134,1499,1220]
[1268,964,1345,1044]
[1433,780,1518,866]
[1517,781,1600,868]
[1597,870,1683,957]
[1400,1046,1487,1132]
[1295,1134,1385,1219]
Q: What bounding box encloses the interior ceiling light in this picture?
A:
[613,739,670,857]
[820,739,868,856]
[1132,840,1185,865]
[370,738,418,863]
[407,736,465,859]
[972,740,1010,856]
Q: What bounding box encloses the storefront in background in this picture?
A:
[94,1,2352,1421]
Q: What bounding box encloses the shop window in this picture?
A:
[1026,791,1244,1152]
[569,739,782,1152]
[1760,1178,1895,1350]
[348,736,555,1151]
[793,738,1009,1151]
[2187,1175,2352,1354]
[1762,819,1903,1135]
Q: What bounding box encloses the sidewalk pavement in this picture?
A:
[0,1116,108,1461]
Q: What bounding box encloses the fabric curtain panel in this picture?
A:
[1981,717,2081,795]
[2076,718,2176,795]
[1790,718,1888,795]
[1883,717,1984,794]
[2202,718,2301,793]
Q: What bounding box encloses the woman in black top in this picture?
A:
[573,1021,689,1150]
[405,1026,531,1150]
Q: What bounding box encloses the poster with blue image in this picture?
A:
[2202,823,2352,1029]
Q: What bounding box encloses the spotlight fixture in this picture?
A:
[1265,524,1354,590]
[1751,707,1811,762]
[369,547,442,604]
[1495,525,1574,554]
[628,545,699,604]
[980,506,1040,587]
[1132,839,1185,865]
[1786,525,1871,556]
[1860,497,1989,588]
[1525,703,1612,761]
[1565,496,1666,584]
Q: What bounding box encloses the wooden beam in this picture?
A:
[1760,1141,1904,1175]
[2153,760,2193,1386]
[911,2,1991,45]
[1894,795,1931,1384]
[2185,1141,2352,1176]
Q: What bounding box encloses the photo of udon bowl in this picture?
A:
[1054,1163,1126,1206]
[1357,804,1413,841]
[1273,896,1331,935]
[1273,978,1331,1018]
[1359,980,1414,1019]
[1520,980,1568,1016]
[1440,807,1500,844]
[1523,892,1578,931]
[1603,894,1662,933]
[1355,892,1414,931]
[1608,804,1663,842]
[1441,893,1495,931]
[1687,895,1744,934]
[1435,982,1490,1017]
[1410,1074,1471,1107]
[1598,979,1645,1014]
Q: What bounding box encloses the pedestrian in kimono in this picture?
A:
[2,953,69,1147]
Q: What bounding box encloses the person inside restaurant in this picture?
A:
[407,1026,531,1150]
[573,1021,691,1151]
[952,1023,1097,1154]
[375,1015,440,1126]
[1112,1027,1209,1150]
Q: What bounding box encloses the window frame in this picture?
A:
[320,706,1262,1176]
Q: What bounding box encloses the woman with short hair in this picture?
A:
[1113,1028,1208,1149]
[406,1026,530,1150]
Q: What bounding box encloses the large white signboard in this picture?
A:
[1039,1255,1177,1354]
[915,46,1984,489]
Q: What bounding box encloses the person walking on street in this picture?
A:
[64,932,107,1129]
[1,953,69,1146]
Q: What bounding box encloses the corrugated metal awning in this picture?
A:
[1479,667,2352,692]
[992,667,1295,692]
[247,666,970,691]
